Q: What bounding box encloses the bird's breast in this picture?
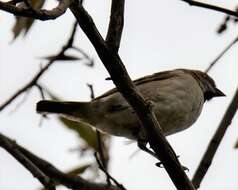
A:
[152,77,204,136]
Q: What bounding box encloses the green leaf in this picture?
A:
[12,0,45,40]
[59,117,98,151]
[42,87,110,160]
[42,88,99,151]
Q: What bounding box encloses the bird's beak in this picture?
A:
[214,88,226,97]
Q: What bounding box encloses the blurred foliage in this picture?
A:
[42,87,109,151]
[41,86,111,166]
[216,6,238,34]
[59,117,98,151]
[234,139,238,149]
[59,117,111,169]
[67,164,91,175]
[40,164,91,190]
[12,0,45,40]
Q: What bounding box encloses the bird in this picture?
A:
[36,69,225,155]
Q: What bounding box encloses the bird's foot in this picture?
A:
[155,157,189,172]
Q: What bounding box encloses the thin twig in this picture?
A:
[87,83,95,100]
[35,83,46,100]
[72,46,94,67]
[0,59,53,111]
[66,20,78,48]
[94,153,126,190]
[87,83,110,182]
[70,3,195,190]
[181,0,238,18]
[96,130,111,186]
[35,83,48,126]
[192,87,238,188]
[0,0,73,20]
[95,130,107,169]
[9,88,31,114]
[0,133,56,190]
[0,21,78,111]
[205,35,238,73]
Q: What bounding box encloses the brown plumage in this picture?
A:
[37,69,225,141]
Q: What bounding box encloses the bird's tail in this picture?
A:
[36,100,94,123]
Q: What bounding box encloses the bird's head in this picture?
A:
[186,70,225,101]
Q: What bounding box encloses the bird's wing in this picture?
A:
[133,70,178,86]
[106,104,129,112]
[94,70,178,100]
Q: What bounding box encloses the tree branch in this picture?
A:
[18,141,120,190]
[0,133,56,190]
[106,0,125,52]
[0,60,53,111]
[192,87,238,188]
[94,153,126,190]
[0,132,122,190]
[0,21,78,111]
[205,35,238,73]
[70,3,195,190]
[0,0,72,20]
[181,0,238,18]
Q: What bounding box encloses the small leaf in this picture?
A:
[42,88,99,151]
[216,15,230,35]
[67,164,91,175]
[59,117,98,151]
[12,0,45,40]
[217,23,227,34]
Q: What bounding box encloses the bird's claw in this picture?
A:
[155,161,163,168]
[155,155,189,172]
[182,166,189,172]
[155,162,189,171]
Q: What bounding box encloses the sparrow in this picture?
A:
[36,69,225,147]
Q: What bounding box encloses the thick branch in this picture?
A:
[106,0,125,52]
[18,143,120,190]
[0,133,55,190]
[0,133,121,190]
[192,87,238,188]
[0,0,72,20]
[70,3,195,190]
[181,0,238,17]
